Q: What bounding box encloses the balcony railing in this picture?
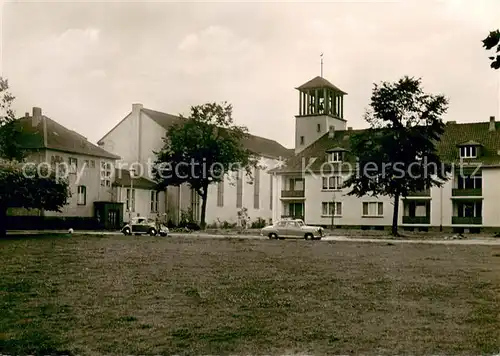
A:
[452,216,482,225]
[406,189,430,197]
[281,190,305,198]
[403,216,430,224]
[452,188,482,197]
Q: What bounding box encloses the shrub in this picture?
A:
[251,217,267,229]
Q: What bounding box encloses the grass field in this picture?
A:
[1,235,500,355]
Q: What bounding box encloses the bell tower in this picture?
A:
[295,76,347,153]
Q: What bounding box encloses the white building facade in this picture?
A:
[98,105,292,225]
[272,76,500,233]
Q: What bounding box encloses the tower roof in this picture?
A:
[296,76,347,94]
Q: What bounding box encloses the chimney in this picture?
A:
[328,125,335,139]
[132,103,143,116]
[32,107,48,147]
[489,116,495,132]
[347,127,353,131]
[32,107,42,127]
[25,112,29,118]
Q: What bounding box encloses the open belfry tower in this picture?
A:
[294,76,347,153]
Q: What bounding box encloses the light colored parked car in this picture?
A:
[260,219,324,240]
[122,217,169,236]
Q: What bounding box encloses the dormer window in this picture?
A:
[328,152,343,162]
[460,146,477,158]
[326,147,347,163]
[457,140,482,159]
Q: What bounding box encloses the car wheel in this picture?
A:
[149,228,157,236]
[304,233,313,240]
[123,227,130,235]
[269,233,278,239]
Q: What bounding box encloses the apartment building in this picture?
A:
[271,76,499,232]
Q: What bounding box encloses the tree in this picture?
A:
[0,77,26,161]
[0,77,69,237]
[0,160,69,236]
[482,29,500,69]
[343,76,449,236]
[154,102,256,229]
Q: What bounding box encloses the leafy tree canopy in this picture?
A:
[482,29,500,69]
[344,76,449,236]
[154,102,256,228]
[0,77,26,161]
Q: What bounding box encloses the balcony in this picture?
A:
[406,189,430,197]
[452,188,482,197]
[281,190,305,198]
[452,216,482,225]
[403,216,430,224]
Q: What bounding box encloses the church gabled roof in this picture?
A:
[296,76,347,94]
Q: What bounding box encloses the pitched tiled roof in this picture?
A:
[296,76,347,94]
[141,108,182,128]
[15,116,120,159]
[113,169,157,190]
[139,108,293,159]
[436,121,500,165]
[272,120,500,174]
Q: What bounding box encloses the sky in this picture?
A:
[1,0,500,149]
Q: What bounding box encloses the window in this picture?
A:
[100,161,112,187]
[84,159,89,168]
[150,190,159,212]
[317,123,321,133]
[327,152,343,162]
[253,168,260,209]
[126,188,135,212]
[457,201,482,218]
[322,176,342,190]
[287,177,304,191]
[68,157,78,174]
[277,221,287,228]
[300,136,305,145]
[457,172,482,190]
[90,160,95,168]
[322,202,342,216]
[50,155,66,175]
[460,146,477,158]
[363,202,384,217]
[77,185,86,205]
[217,178,224,207]
[236,171,243,208]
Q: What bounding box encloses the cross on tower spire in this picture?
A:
[320,53,324,78]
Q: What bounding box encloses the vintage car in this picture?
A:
[121,217,169,236]
[260,219,324,240]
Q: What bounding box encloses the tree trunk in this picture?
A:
[391,193,401,237]
[0,205,7,238]
[199,184,208,230]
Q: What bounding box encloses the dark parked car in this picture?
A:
[122,217,169,236]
